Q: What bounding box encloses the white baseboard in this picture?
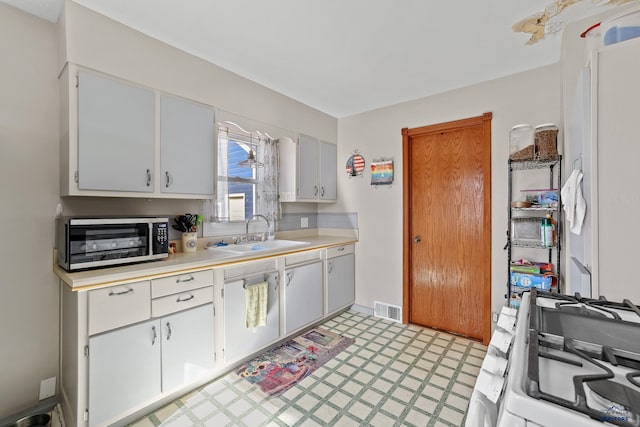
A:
[350,304,374,316]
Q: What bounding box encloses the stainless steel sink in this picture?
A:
[206,239,309,255]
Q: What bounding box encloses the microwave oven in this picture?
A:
[56,217,169,271]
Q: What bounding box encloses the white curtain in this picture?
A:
[256,138,281,221]
[212,127,231,222]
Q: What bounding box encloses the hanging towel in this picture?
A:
[561,169,587,235]
[245,281,268,329]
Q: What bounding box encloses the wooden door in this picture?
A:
[402,113,491,344]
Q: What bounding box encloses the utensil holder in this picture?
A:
[181,232,197,253]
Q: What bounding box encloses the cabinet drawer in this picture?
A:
[151,270,213,298]
[88,281,151,335]
[285,250,321,266]
[152,286,213,318]
[327,244,354,258]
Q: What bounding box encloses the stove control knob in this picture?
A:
[91,243,97,250]
[112,241,118,248]
[129,240,135,247]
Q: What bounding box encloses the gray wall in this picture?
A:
[329,64,563,318]
[0,3,60,417]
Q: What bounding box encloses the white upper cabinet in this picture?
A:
[280,134,337,202]
[160,95,215,196]
[77,70,155,193]
[298,134,319,199]
[60,65,215,198]
[319,141,337,200]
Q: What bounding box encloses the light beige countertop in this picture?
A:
[54,229,358,291]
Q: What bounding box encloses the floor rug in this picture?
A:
[235,327,355,397]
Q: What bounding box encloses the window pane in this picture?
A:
[228,141,255,179]
[228,182,254,220]
[227,140,256,219]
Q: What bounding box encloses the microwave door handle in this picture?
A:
[148,222,153,255]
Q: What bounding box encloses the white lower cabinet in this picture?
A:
[284,261,323,334]
[88,304,214,426]
[61,244,356,426]
[161,304,215,391]
[89,320,161,427]
[327,252,355,314]
[223,273,280,362]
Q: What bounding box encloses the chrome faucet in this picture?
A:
[245,214,272,241]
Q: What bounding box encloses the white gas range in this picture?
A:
[467,289,640,427]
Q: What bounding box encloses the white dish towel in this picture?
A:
[245,281,268,329]
[560,169,587,235]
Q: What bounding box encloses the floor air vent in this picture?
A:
[373,301,402,323]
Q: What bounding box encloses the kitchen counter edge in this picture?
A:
[53,235,358,291]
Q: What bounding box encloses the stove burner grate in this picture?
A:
[588,379,640,417]
[526,289,640,426]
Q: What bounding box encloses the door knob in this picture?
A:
[413,236,422,243]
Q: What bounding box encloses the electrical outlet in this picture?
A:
[492,312,499,323]
[39,376,56,400]
[301,217,309,228]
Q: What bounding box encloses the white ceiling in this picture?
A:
[2,0,633,117]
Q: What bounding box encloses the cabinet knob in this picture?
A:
[413,236,422,243]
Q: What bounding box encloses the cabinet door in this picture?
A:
[298,134,319,200]
[161,304,215,391]
[285,261,323,334]
[327,253,355,313]
[89,320,161,427]
[224,274,280,362]
[160,95,215,195]
[78,70,155,192]
[319,141,337,201]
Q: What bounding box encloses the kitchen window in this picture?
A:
[211,121,280,223]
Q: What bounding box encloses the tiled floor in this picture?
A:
[130,310,486,427]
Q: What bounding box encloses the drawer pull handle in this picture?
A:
[176,275,194,283]
[166,322,172,340]
[176,294,195,303]
[338,247,345,251]
[328,261,334,274]
[108,288,133,296]
[151,326,157,346]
